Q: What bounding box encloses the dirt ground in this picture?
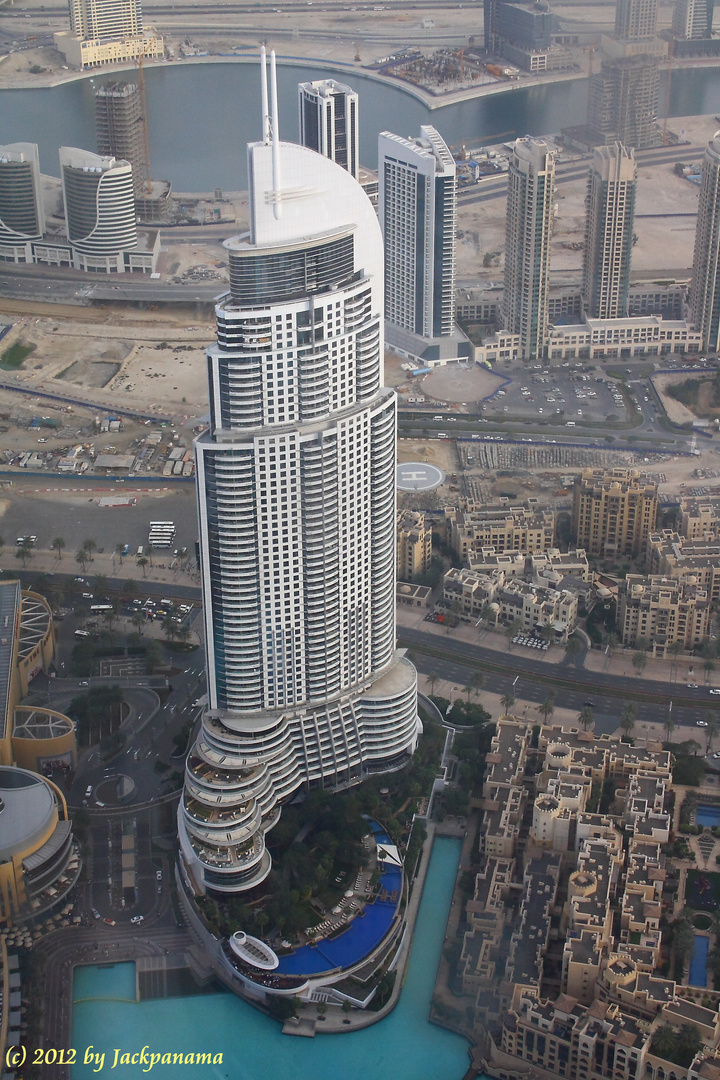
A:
[652,370,708,425]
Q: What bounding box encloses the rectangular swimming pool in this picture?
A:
[697,805,720,828]
[689,934,709,987]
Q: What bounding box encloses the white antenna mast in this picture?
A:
[260,45,270,143]
[270,49,282,219]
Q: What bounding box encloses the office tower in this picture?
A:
[178,52,420,897]
[0,143,44,260]
[96,82,147,196]
[378,126,457,340]
[614,0,658,40]
[571,468,658,558]
[298,79,359,179]
[691,133,720,352]
[60,148,137,270]
[503,136,555,362]
[583,143,637,319]
[484,0,501,52]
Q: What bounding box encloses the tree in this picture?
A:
[664,715,676,743]
[578,707,594,732]
[93,573,109,597]
[668,640,684,679]
[50,536,66,561]
[565,634,583,661]
[620,703,637,739]
[75,548,90,572]
[82,538,97,562]
[114,542,125,566]
[465,671,484,702]
[131,612,146,637]
[538,694,555,722]
[674,917,695,976]
[705,658,716,685]
[137,556,149,578]
[504,623,517,647]
[706,715,719,753]
[632,650,648,676]
[427,670,440,696]
[15,538,33,567]
[500,691,515,715]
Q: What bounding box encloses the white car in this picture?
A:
[687,683,699,689]
[130,915,144,924]
[697,720,708,727]
[710,689,720,695]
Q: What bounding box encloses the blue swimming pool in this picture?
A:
[689,934,709,987]
[71,837,476,1080]
[697,805,720,828]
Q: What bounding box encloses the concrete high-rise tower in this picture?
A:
[298,79,359,179]
[378,126,457,341]
[503,136,555,361]
[178,51,420,898]
[691,133,720,353]
[583,142,637,319]
[673,0,714,36]
[0,143,44,262]
[95,82,147,196]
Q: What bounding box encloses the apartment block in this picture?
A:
[571,468,658,558]
[647,530,720,602]
[583,143,637,319]
[617,573,711,651]
[446,503,555,561]
[680,496,720,539]
[396,510,432,582]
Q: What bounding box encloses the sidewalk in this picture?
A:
[9,545,202,591]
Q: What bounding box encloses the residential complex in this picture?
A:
[443,567,579,640]
[571,468,658,558]
[617,573,711,650]
[446,503,556,562]
[54,0,163,68]
[583,143,637,319]
[298,80,359,179]
[647,529,720,602]
[178,53,420,898]
[379,126,463,365]
[503,137,556,361]
[691,133,720,354]
[458,720,718,1080]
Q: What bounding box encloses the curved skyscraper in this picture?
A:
[178,52,420,898]
[0,143,44,263]
[60,148,137,272]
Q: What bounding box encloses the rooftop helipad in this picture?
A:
[396,462,445,492]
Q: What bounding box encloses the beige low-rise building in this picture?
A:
[446,503,555,561]
[647,530,720,603]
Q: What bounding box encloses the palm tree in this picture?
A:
[706,716,719,753]
[668,640,684,680]
[705,658,716,685]
[578,706,594,732]
[663,715,676,744]
[163,615,180,644]
[504,623,517,648]
[176,624,192,647]
[75,548,90,572]
[137,556,149,578]
[619,703,637,739]
[632,650,648,676]
[114,542,125,567]
[538,694,556,723]
[131,612,146,637]
[500,691,515,715]
[467,671,485,701]
[15,538,33,567]
[50,536,66,561]
[82,538,97,563]
[565,634,583,662]
[427,670,440,696]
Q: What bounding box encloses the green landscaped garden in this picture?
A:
[686,869,720,912]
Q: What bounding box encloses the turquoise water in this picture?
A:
[689,934,710,987]
[71,837,478,1080]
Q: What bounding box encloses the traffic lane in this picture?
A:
[406,633,718,729]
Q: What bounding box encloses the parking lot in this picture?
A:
[483,366,630,424]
